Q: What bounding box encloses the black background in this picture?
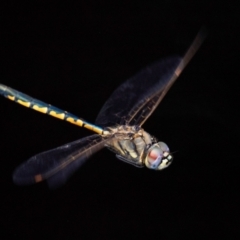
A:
[0,1,239,239]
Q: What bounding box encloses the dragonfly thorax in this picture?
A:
[105,125,173,170]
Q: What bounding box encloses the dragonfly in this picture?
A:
[0,30,205,188]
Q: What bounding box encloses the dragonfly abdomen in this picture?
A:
[0,84,104,134]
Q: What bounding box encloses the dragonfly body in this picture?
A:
[0,84,104,134]
[0,30,205,188]
[105,125,172,169]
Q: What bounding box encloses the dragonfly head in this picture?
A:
[145,142,173,170]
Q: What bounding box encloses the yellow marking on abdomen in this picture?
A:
[49,111,65,120]
[84,124,102,134]
[83,123,94,131]
[93,127,103,135]
[7,95,15,101]
[66,117,83,127]
[66,118,103,134]
[17,99,31,107]
[32,105,48,113]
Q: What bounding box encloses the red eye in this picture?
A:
[145,143,172,170]
[148,150,159,160]
[148,148,163,162]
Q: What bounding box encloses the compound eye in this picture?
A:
[158,142,169,152]
[147,147,163,169]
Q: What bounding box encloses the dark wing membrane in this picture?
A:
[95,57,181,127]
[96,29,205,127]
[122,57,183,126]
[127,30,205,126]
[13,134,109,188]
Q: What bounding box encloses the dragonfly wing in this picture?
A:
[13,134,110,188]
[95,57,181,127]
[96,30,205,127]
[127,30,205,126]
[125,58,183,126]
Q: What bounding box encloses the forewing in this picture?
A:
[13,134,109,188]
[127,30,205,126]
[96,29,205,127]
[95,57,181,127]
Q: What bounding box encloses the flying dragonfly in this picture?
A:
[0,30,205,188]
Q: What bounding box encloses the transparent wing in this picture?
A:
[13,134,110,188]
[96,30,205,127]
[125,57,182,126]
[95,57,181,127]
